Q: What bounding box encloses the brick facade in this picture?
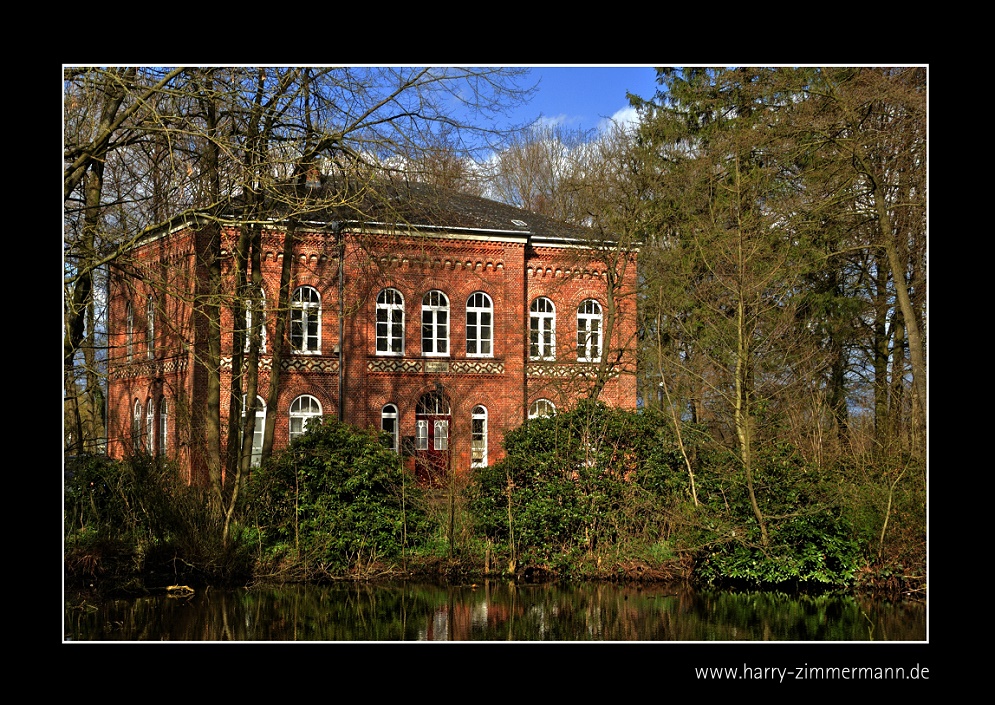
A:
[106,194,638,485]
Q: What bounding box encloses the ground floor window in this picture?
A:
[158,398,168,455]
[382,403,398,451]
[471,405,487,467]
[242,395,267,466]
[133,399,142,451]
[529,398,556,419]
[289,394,322,442]
[146,398,155,452]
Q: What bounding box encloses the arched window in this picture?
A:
[289,394,322,442]
[471,405,488,467]
[466,292,493,357]
[146,398,155,452]
[529,398,556,419]
[158,398,168,455]
[376,288,404,355]
[530,297,556,360]
[245,286,267,353]
[381,403,399,452]
[126,302,134,360]
[242,395,266,466]
[146,296,156,359]
[577,299,602,362]
[132,399,142,451]
[291,286,321,353]
[421,290,449,356]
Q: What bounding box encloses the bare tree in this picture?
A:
[65,65,536,546]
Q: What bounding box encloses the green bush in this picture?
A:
[469,401,698,575]
[64,453,254,587]
[64,453,177,547]
[246,418,430,575]
[470,403,863,587]
[693,442,862,587]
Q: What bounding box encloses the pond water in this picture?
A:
[64,581,926,642]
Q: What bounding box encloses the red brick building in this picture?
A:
[106,183,638,484]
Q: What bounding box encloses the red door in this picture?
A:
[416,391,450,486]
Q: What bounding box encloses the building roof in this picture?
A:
[223,177,600,246]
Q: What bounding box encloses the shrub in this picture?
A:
[64,453,254,588]
[245,418,430,576]
[693,442,862,587]
[469,401,700,576]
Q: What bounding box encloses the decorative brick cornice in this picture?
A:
[281,356,340,374]
[527,362,619,379]
[367,358,505,375]
[450,360,505,375]
[220,356,339,374]
[109,357,188,380]
[375,254,505,272]
[527,265,603,279]
[368,358,423,374]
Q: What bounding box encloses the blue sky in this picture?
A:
[501,66,662,134]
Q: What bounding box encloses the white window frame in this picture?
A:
[376,288,405,356]
[421,290,450,357]
[291,286,321,354]
[466,292,493,358]
[471,405,488,467]
[530,297,556,360]
[245,286,267,353]
[146,295,155,360]
[146,398,155,452]
[126,302,134,360]
[529,398,556,419]
[158,398,168,455]
[416,419,428,450]
[434,419,449,451]
[577,299,602,363]
[241,395,267,467]
[289,394,322,442]
[132,399,142,451]
[381,403,399,452]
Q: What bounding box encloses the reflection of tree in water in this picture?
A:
[65,583,925,641]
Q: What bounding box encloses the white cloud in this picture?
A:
[536,114,572,129]
[597,106,641,133]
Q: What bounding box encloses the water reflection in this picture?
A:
[64,582,925,642]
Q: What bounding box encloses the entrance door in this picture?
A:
[415,390,450,486]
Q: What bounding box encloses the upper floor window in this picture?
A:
[529,398,556,419]
[242,395,266,467]
[381,403,399,452]
[158,398,168,456]
[376,288,405,355]
[126,302,134,360]
[466,292,493,357]
[577,299,602,362]
[421,290,449,356]
[471,405,488,467]
[245,287,267,353]
[289,394,322,442]
[291,286,321,353]
[146,296,155,359]
[530,297,556,360]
